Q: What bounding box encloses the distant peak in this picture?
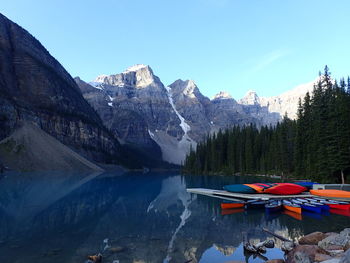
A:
[93,74,108,83]
[245,90,258,96]
[122,64,149,73]
[213,91,232,100]
[240,90,260,105]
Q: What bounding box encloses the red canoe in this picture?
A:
[264,183,307,195]
[327,203,350,210]
[221,203,245,209]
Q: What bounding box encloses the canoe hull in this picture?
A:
[283,204,302,214]
[221,203,245,209]
[300,204,322,213]
[310,189,350,198]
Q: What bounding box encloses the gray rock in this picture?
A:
[299,232,328,245]
[339,248,350,263]
[319,228,350,251]
[286,245,327,263]
[319,259,341,263]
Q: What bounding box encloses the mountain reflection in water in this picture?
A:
[0,172,349,263]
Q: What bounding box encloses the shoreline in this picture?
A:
[264,228,350,263]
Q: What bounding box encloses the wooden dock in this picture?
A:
[186,188,312,201]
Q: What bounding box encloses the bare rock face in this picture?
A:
[0,13,120,164]
[77,65,186,163]
[318,229,350,251]
[169,79,211,142]
[286,245,328,263]
[299,232,328,245]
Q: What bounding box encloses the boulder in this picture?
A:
[314,253,332,262]
[319,259,341,263]
[339,248,350,263]
[299,232,327,245]
[286,245,328,263]
[319,228,350,251]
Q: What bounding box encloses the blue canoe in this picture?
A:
[308,201,330,211]
[223,184,257,194]
[292,200,322,213]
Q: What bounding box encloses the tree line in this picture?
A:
[183,66,350,183]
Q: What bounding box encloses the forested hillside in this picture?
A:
[183,67,350,183]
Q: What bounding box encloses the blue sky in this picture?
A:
[2,0,350,98]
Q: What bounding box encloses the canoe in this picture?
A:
[248,183,277,193]
[265,201,282,213]
[300,204,322,213]
[264,183,307,195]
[319,202,350,210]
[308,201,329,211]
[221,202,245,209]
[282,210,303,220]
[246,200,266,209]
[283,200,302,214]
[223,184,257,194]
[310,189,350,198]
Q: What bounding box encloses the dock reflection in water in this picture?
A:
[0,172,349,263]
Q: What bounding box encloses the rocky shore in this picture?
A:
[266,228,350,263]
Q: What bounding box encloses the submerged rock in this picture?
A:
[87,253,102,263]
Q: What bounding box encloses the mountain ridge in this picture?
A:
[76,64,317,164]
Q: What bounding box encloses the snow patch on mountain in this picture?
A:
[123,64,148,73]
[147,86,197,164]
[165,86,191,134]
[239,90,260,105]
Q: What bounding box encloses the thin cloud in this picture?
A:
[251,49,290,73]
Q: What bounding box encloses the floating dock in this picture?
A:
[186,188,312,201]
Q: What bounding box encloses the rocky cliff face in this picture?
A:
[77,65,196,164]
[79,65,302,164]
[239,78,318,121]
[0,13,120,164]
[77,63,316,164]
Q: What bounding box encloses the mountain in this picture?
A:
[239,78,318,120]
[78,65,315,165]
[0,13,122,170]
[76,64,186,164]
[0,122,104,171]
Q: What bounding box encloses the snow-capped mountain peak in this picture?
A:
[239,90,260,105]
[122,64,149,73]
[213,91,232,100]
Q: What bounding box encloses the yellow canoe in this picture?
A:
[310,189,350,198]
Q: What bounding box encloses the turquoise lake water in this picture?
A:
[0,171,348,263]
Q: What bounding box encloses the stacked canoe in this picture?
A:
[223,182,311,195]
[220,197,350,218]
[218,182,350,218]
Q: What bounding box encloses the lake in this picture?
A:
[0,171,348,263]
